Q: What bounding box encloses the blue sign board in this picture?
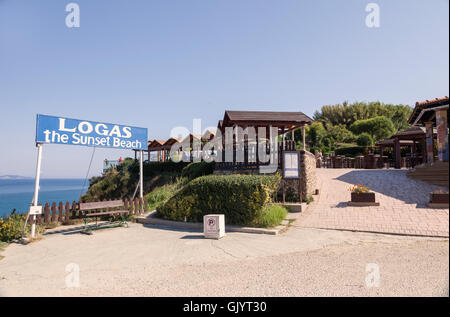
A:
[36,114,148,150]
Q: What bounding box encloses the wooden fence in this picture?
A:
[318,154,416,169]
[32,197,148,224]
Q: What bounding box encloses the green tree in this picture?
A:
[325,124,354,146]
[356,133,374,146]
[350,116,395,141]
[313,101,412,131]
[306,122,326,148]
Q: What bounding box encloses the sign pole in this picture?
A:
[31,143,43,238]
[139,150,144,199]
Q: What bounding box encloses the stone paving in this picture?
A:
[295,169,449,237]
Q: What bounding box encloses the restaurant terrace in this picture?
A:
[215,110,313,171]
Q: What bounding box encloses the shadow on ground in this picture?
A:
[180,235,204,239]
[335,169,445,206]
[141,223,202,234]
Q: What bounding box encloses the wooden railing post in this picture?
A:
[51,202,57,222]
[36,203,42,224]
[139,197,143,214]
[71,201,78,219]
[144,197,148,212]
[134,198,139,215]
[44,202,50,223]
[58,202,64,222]
[65,201,71,222]
[124,198,129,215]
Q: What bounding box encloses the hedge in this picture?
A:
[334,146,367,157]
[157,174,281,225]
[181,161,215,180]
[142,161,190,176]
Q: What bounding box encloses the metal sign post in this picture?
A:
[30,143,43,238]
[139,150,144,199]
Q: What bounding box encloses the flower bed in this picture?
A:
[348,184,379,206]
[430,190,449,204]
[351,192,376,203]
[428,190,449,208]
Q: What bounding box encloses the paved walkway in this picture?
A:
[0,223,448,296]
[296,169,449,237]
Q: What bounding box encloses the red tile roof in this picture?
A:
[408,96,449,124]
[415,96,449,107]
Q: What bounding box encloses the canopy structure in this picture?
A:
[144,138,182,162]
[215,110,313,170]
[202,129,216,142]
[408,96,449,163]
[376,126,437,169]
[141,110,313,167]
[218,110,312,135]
[144,131,218,162]
[408,96,449,126]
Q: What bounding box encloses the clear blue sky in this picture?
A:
[0,0,448,178]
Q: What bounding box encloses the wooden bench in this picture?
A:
[79,200,129,234]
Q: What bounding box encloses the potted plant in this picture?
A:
[429,189,449,206]
[348,184,379,206]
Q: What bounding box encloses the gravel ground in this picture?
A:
[0,223,448,297]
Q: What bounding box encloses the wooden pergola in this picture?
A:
[216,110,313,169]
[145,138,182,162]
[376,126,439,169]
[219,110,312,135]
[145,130,217,163]
[408,96,449,164]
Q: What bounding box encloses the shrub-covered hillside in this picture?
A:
[82,159,215,202]
[156,174,281,226]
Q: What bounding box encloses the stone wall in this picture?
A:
[279,150,317,200]
[300,150,317,198]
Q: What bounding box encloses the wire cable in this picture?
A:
[80,146,96,199]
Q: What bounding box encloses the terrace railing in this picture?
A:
[215,140,296,171]
[319,154,416,169]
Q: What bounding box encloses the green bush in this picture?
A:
[0,214,25,242]
[181,161,215,180]
[157,174,281,226]
[145,178,187,210]
[356,133,374,146]
[0,214,44,242]
[144,161,189,175]
[251,204,288,228]
[334,146,367,157]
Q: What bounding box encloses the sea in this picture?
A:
[0,178,88,218]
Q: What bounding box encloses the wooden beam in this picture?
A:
[394,137,401,169]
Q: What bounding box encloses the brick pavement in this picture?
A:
[295,169,449,237]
